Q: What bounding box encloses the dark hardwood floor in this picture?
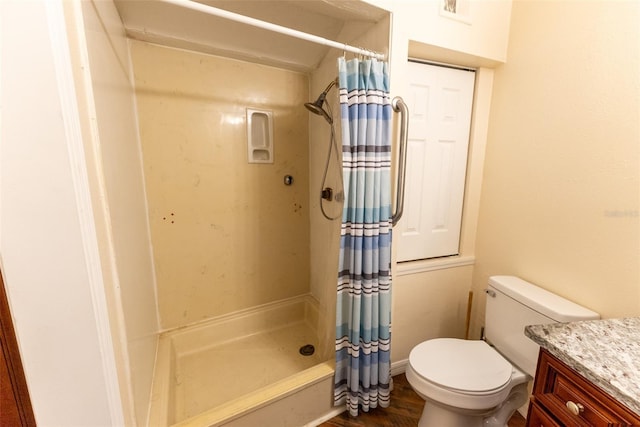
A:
[318,374,526,427]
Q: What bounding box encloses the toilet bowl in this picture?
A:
[405,276,600,427]
[406,338,529,427]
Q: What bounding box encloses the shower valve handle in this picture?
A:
[321,187,333,201]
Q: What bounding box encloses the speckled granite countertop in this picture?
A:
[525,317,640,416]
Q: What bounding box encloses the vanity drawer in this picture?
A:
[531,349,640,427]
[527,400,562,427]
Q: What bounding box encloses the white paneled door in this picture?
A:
[396,61,475,262]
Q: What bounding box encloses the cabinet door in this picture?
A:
[396,61,475,262]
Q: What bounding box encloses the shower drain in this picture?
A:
[299,344,315,356]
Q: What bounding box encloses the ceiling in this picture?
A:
[113,0,389,71]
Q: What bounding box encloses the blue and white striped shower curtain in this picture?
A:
[334,57,393,416]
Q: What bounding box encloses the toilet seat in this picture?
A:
[409,338,513,394]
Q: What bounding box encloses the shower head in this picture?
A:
[305,79,337,124]
[304,98,332,124]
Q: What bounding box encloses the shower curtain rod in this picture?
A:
[161,0,386,61]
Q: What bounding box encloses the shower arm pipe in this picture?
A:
[391,96,408,226]
[160,0,386,61]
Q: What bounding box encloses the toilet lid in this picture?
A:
[409,338,513,393]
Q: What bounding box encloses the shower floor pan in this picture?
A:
[149,295,335,426]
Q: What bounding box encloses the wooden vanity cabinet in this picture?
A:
[526,349,640,427]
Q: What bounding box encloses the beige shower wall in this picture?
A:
[131,41,310,330]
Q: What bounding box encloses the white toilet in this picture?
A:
[406,275,599,427]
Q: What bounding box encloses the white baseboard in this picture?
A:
[391,358,408,377]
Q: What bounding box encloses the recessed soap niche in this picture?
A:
[247,108,273,163]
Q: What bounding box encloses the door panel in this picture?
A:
[397,62,475,262]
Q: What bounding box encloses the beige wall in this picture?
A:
[470,0,640,338]
[366,0,512,69]
[393,266,474,359]
[131,41,310,330]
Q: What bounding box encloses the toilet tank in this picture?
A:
[484,275,599,377]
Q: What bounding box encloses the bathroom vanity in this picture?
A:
[525,318,640,426]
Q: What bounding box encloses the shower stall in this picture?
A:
[77,0,393,425]
[136,40,327,425]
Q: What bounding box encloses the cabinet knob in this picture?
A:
[566,400,585,416]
